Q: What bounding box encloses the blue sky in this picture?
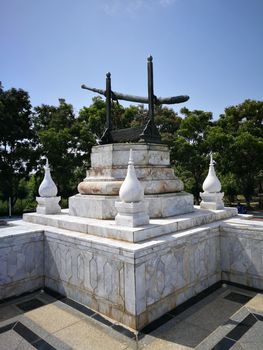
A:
[1,0,262,119]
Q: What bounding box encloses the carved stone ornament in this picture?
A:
[38,157,58,197]
[200,152,224,210]
[36,157,61,214]
[119,149,144,203]
[115,149,149,227]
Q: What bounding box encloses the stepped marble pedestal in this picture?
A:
[20,206,243,330]
[69,143,194,219]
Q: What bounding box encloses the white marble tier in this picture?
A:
[69,192,194,220]
[24,206,237,243]
[77,143,184,196]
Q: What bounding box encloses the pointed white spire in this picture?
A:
[38,157,58,197]
[200,152,224,210]
[119,149,144,203]
[115,149,149,227]
[202,152,221,193]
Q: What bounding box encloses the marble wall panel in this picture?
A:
[44,237,126,309]
[220,229,263,288]
[0,233,44,299]
[143,232,221,309]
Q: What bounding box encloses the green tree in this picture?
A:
[208,100,263,205]
[33,99,93,199]
[172,108,213,202]
[0,83,36,213]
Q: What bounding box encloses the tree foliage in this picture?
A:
[206,100,263,204]
[171,108,213,202]
[0,83,36,209]
[33,99,93,199]
[0,81,262,215]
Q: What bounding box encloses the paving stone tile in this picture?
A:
[237,343,263,350]
[37,292,58,305]
[179,298,241,332]
[14,322,40,344]
[228,344,243,350]
[19,316,54,342]
[141,338,193,350]
[236,321,263,344]
[0,304,23,321]
[222,286,256,299]
[0,291,43,308]
[16,339,36,349]
[0,330,24,350]
[246,294,263,314]
[230,306,251,323]
[25,302,84,334]
[226,314,257,341]
[112,324,136,339]
[211,337,236,349]
[224,292,252,305]
[195,321,238,350]
[47,319,128,350]
[16,298,45,312]
[33,338,57,349]
[62,297,95,317]
[150,320,209,348]
[0,316,22,328]
[141,313,174,334]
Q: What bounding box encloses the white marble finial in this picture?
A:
[119,149,144,203]
[38,157,58,197]
[115,149,149,227]
[128,148,133,165]
[209,151,215,166]
[202,152,221,193]
[45,157,49,169]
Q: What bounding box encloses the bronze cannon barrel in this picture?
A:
[157,95,189,105]
[81,85,106,97]
[81,84,189,105]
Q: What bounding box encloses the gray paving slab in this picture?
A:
[0,285,261,350]
[0,304,23,322]
[16,339,35,349]
[180,298,241,332]
[142,319,208,348]
[0,330,24,350]
[237,343,263,350]
[47,318,129,350]
[237,321,263,344]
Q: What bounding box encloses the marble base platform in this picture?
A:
[77,143,184,196]
[70,143,194,219]
[115,201,149,227]
[69,192,194,219]
[23,207,237,243]
[36,196,61,214]
[200,192,224,210]
[2,209,263,330]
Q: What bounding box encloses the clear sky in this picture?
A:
[1,0,262,119]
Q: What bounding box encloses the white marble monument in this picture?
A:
[69,143,194,219]
[200,152,224,210]
[7,143,259,332]
[36,158,61,214]
[115,149,149,227]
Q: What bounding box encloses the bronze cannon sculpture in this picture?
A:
[81,56,189,144]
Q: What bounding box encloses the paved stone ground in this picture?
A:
[0,285,262,349]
